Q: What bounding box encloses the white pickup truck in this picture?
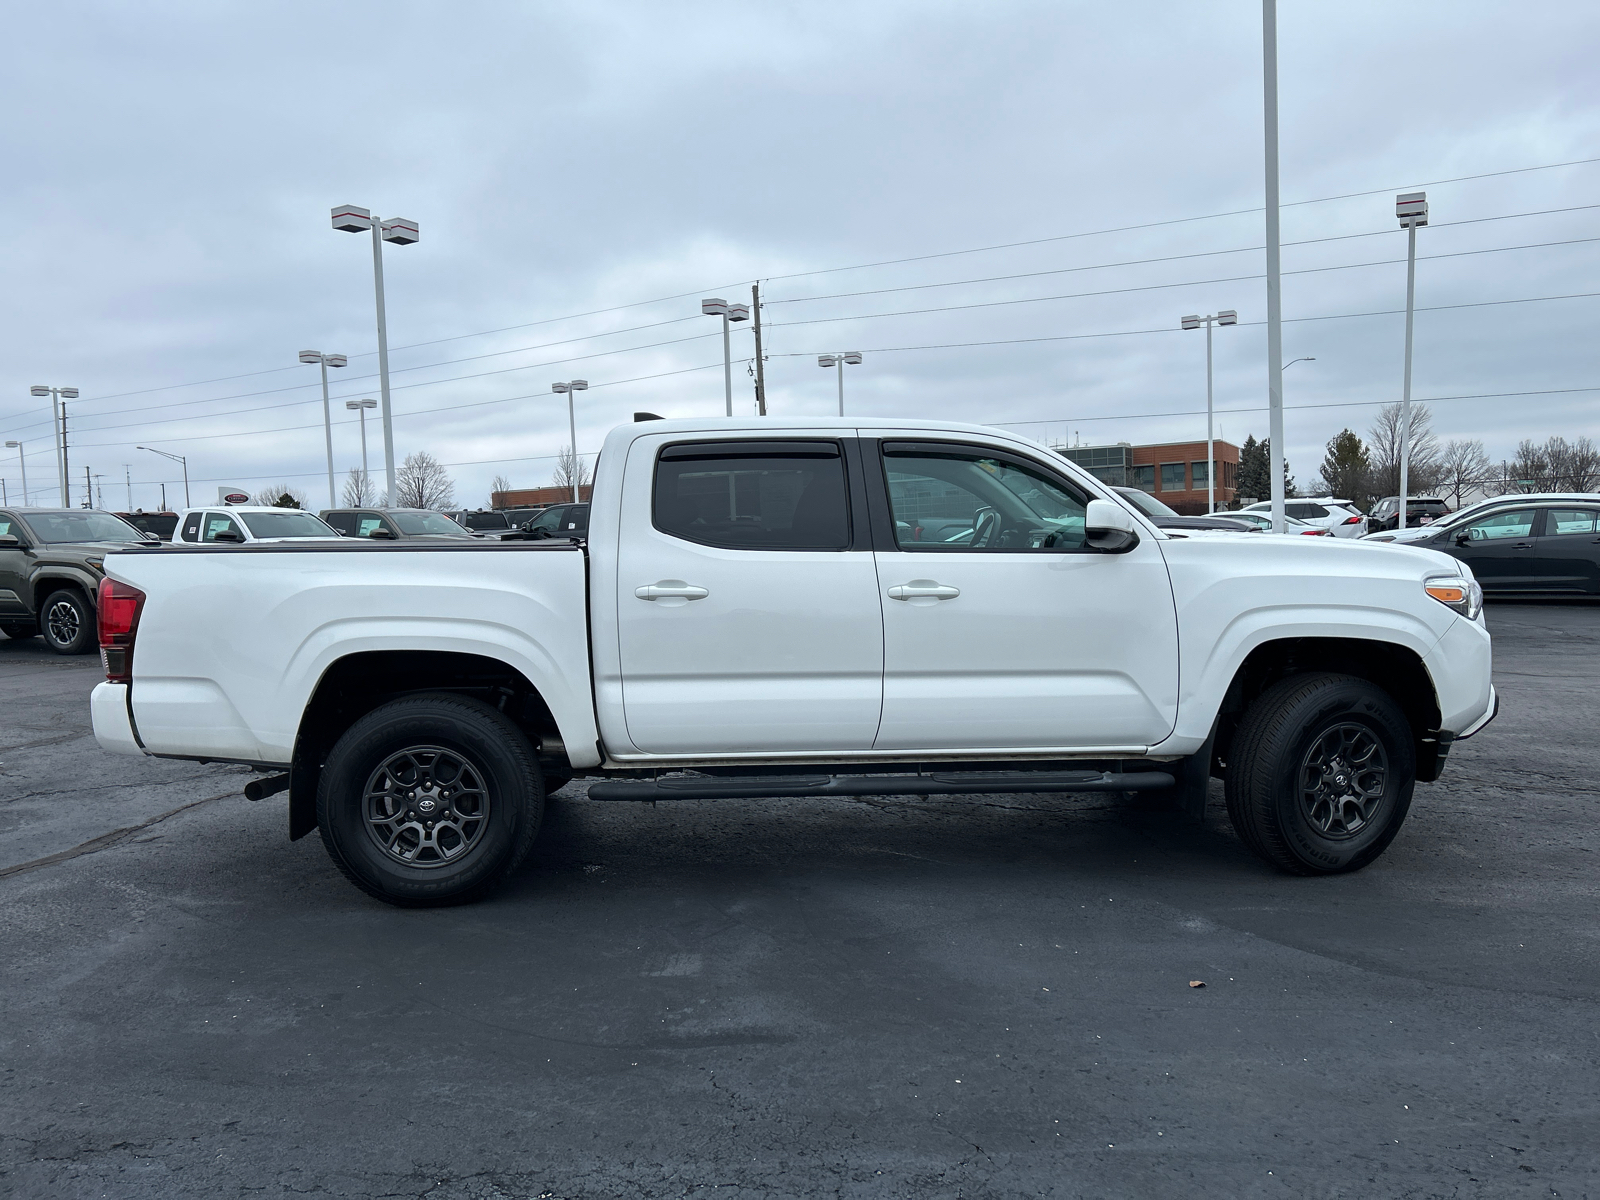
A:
[90,417,1496,905]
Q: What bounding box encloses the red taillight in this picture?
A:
[1342,515,1362,524]
[1302,529,1330,536]
[97,576,145,684]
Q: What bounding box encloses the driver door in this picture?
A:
[870,440,1178,752]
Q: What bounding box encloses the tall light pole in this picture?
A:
[136,446,189,507]
[701,299,750,416]
[299,350,348,507]
[29,385,77,505]
[345,399,377,502]
[551,381,589,502]
[816,353,864,417]
[4,442,25,506]
[1181,311,1237,513]
[1396,191,1428,530]
[332,205,420,507]
[1261,0,1286,534]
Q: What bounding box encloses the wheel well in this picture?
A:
[34,578,92,611]
[288,650,566,840]
[1212,638,1445,783]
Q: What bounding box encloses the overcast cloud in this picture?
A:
[1,0,1597,510]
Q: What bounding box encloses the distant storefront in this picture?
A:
[1055,439,1241,515]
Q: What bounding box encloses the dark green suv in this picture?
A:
[0,509,156,654]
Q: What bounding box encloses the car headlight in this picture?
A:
[1425,574,1483,620]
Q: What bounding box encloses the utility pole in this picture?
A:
[62,406,71,506]
[160,482,167,511]
[83,466,92,509]
[124,464,132,510]
[751,283,767,416]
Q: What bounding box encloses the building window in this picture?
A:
[1131,464,1155,493]
[1159,462,1186,492]
[1192,460,1210,487]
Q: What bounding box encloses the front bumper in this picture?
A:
[91,681,144,756]
[1456,684,1498,740]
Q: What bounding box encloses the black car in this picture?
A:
[1113,487,1259,533]
[502,503,590,540]
[1367,496,1451,534]
[0,508,155,654]
[1404,500,1600,597]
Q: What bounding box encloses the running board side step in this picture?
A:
[584,769,1174,803]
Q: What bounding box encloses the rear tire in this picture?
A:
[1225,673,1414,875]
[317,694,544,906]
[40,589,95,655]
[1,621,38,641]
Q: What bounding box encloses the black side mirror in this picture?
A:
[368,527,396,540]
[211,529,245,543]
[1455,532,1471,547]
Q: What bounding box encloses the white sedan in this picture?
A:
[1228,510,1332,536]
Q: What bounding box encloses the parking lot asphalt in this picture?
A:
[1,606,1596,1199]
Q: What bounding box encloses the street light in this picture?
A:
[345,399,378,500]
[1283,356,1315,372]
[29,385,77,505]
[299,350,348,507]
[816,353,864,417]
[4,441,25,506]
[1180,311,1236,513]
[332,205,420,507]
[551,381,589,502]
[701,299,750,417]
[136,446,189,508]
[1396,190,1428,529]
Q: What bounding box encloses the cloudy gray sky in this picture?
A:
[1,0,1596,511]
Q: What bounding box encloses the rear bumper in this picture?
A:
[91,682,144,756]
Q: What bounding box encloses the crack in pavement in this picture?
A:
[0,790,239,880]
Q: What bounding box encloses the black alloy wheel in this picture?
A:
[317,693,544,906]
[1225,673,1415,875]
[40,589,95,655]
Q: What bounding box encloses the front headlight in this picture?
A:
[1425,574,1483,620]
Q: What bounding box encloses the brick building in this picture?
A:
[1056,439,1240,515]
[492,485,592,509]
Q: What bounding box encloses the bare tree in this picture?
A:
[1547,435,1600,491]
[1367,402,1441,497]
[489,473,513,507]
[552,446,592,496]
[394,451,456,510]
[342,467,378,507]
[1436,438,1491,508]
[253,483,307,509]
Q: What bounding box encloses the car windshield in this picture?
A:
[1116,489,1179,519]
[21,511,146,543]
[239,511,337,538]
[461,512,510,531]
[390,511,471,536]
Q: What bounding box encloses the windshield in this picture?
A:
[239,511,338,538]
[1117,489,1178,519]
[390,511,471,536]
[21,511,146,544]
[461,512,510,531]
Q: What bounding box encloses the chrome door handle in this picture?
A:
[887,581,960,601]
[635,581,709,601]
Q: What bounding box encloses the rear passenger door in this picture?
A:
[1531,507,1600,594]
[613,435,884,755]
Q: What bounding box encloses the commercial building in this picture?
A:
[492,484,592,509]
[1055,439,1240,515]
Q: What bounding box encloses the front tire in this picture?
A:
[317,694,544,906]
[1225,673,1414,875]
[40,589,95,655]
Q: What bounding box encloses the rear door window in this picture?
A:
[323,511,357,536]
[1544,508,1599,536]
[654,441,849,551]
[181,513,202,541]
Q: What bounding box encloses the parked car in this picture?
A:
[448,509,516,538]
[115,510,180,541]
[1113,487,1259,532]
[1363,493,1600,544]
[0,507,156,654]
[1240,498,1367,537]
[502,503,590,540]
[172,506,341,545]
[90,416,1495,905]
[1367,496,1452,534]
[1227,509,1332,536]
[1385,498,1600,597]
[319,508,474,540]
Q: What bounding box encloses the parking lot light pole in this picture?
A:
[332,206,420,507]
[551,381,589,502]
[136,446,189,507]
[1396,191,1429,530]
[299,351,348,507]
[701,299,750,416]
[4,441,25,505]
[30,385,77,505]
[1181,312,1237,513]
[345,399,377,498]
[816,353,864,417]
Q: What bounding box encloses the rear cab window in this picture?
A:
[653,441,849,551]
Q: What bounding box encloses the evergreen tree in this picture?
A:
[1315,429,1372,507]
[1234,435,1294,504]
